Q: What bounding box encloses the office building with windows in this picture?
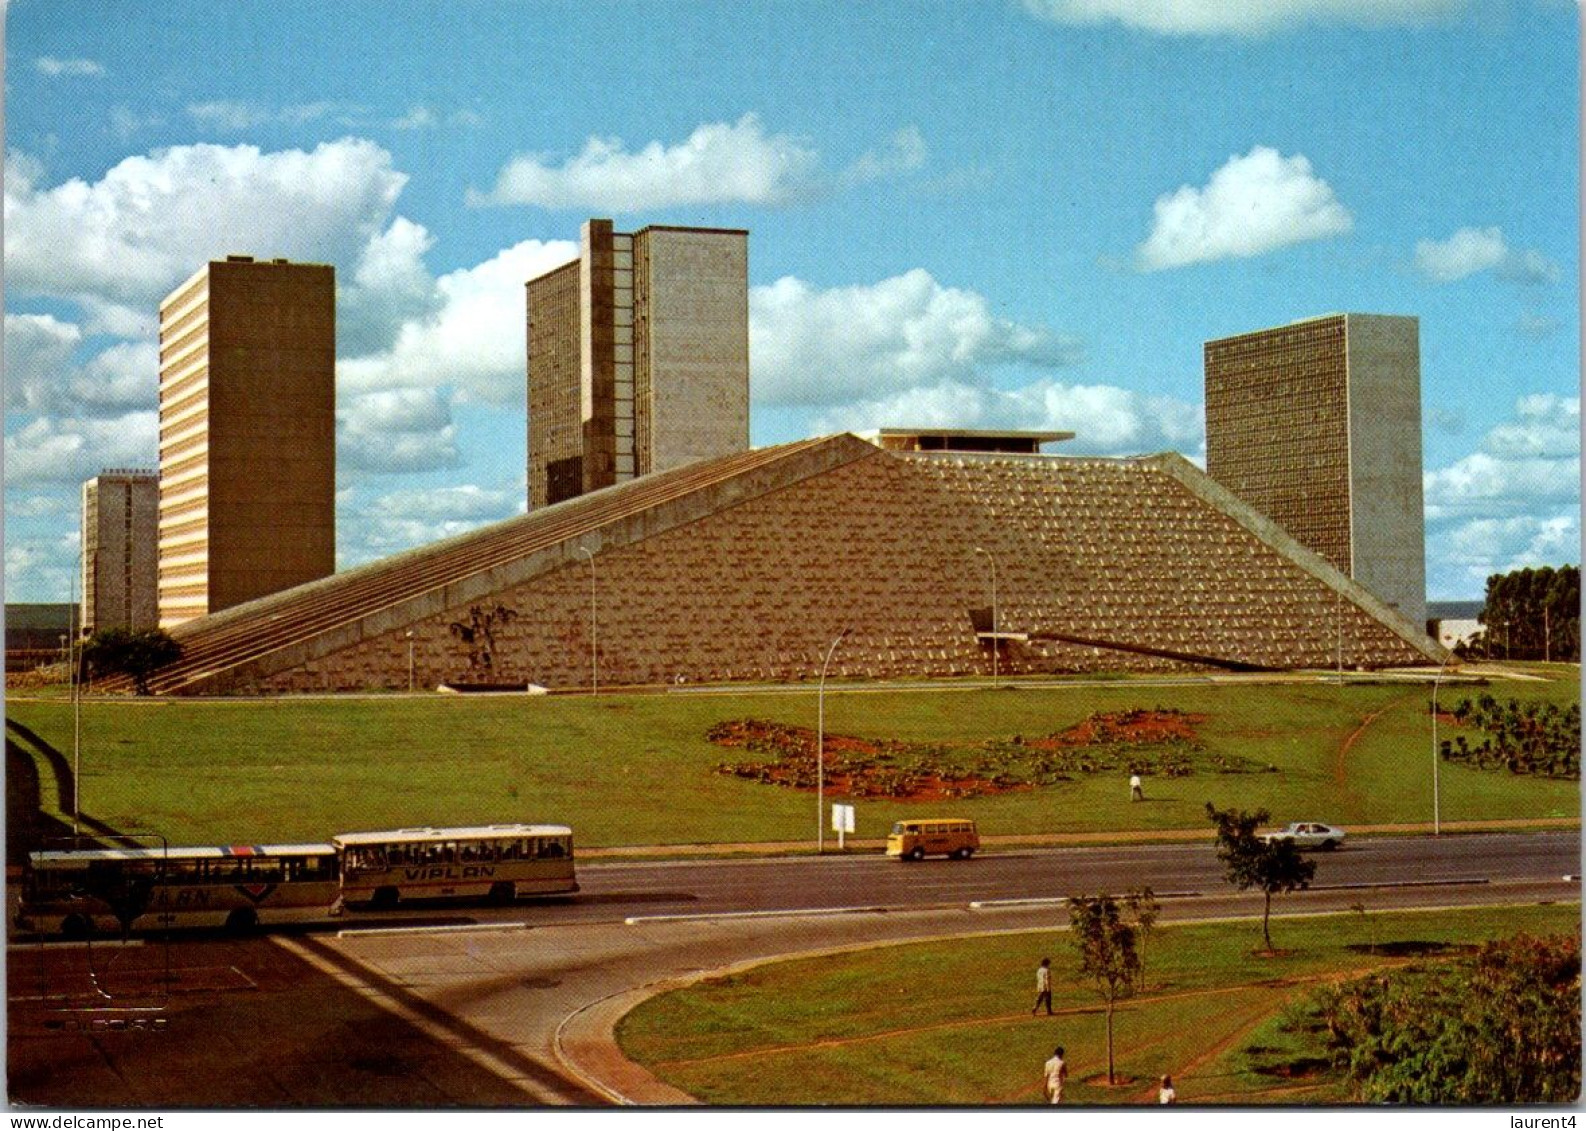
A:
[527,220,749,509]
[157,256,336,628]
[81,469,160,634]
[1204,313,1426,628]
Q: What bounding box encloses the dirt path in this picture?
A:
[1332,689,1423,790]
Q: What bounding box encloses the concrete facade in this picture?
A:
[527,221,749,509]
[81,470,160,634]
[157,257,336,628]
[1204,313,1427,628]
[120,436,1440,697]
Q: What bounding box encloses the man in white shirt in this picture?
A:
[1032,957,1053,1015]
[1043,1046,1068,1103]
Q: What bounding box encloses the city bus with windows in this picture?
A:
[15,843,342,937]
[331,824,578,908]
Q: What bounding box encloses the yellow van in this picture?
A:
[886,819,980,861]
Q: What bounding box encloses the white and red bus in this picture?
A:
[332,824,578,908]
[16,843,341,937]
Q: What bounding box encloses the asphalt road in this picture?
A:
[306,829,1580,933]
[9,831,1580,1108]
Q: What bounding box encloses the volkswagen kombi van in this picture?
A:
[886,819,979,861]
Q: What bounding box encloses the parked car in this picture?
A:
[1260,822,1346,851]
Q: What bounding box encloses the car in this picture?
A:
[1260,822,1346,851]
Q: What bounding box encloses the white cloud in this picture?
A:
[1135,147,1353,271]
[340,216,441,355]
[5,138,408,308]
[1413,226,1559,284]
[472,114,922,210]
[4,412,159,485]
[339,484,525,566]
[4,532,81,606]
[339,388,461,474]
[4,314,83,412]
[36,57,107,77]
[1424,394,1580,522]
[750,269,1080,407]
[1433,513,1581,597]
[474,114,819,209]
[337,238,577,403]
[842,127,929,186]
[810,378,1204,459]
[1022,0,1464,36]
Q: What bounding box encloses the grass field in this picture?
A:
[5,666,1579,846]
[615,903,1581,1105]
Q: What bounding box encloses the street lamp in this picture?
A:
[1430,648,1455,836]
[817,627,851,854]
[577,546,597,695]
[974,546,998,686]
[405,630,415,693]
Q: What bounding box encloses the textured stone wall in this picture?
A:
[250,449,1434,694]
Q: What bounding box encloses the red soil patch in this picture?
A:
[1028,710,1207,750]
[709,711,1208,802]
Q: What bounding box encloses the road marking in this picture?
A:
[969,890,1200,910]
[336,921,530,939]
[624,905,889,925]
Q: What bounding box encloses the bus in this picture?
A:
[16,843,341,937]
[331,824,578,908]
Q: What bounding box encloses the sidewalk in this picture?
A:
[577,816,1580,860]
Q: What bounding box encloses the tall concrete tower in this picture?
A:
[1204,313,1427,628]
[527,220,749,509]
[157,256,336,628]
[81,469,159,634]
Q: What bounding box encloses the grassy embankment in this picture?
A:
[616,903,1582,1105]
[5,667,1578,846]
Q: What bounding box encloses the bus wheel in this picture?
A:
[225,909,259,934]
[954,847,974,860]
[61,914,91,940]
[907,847,926,862]
[489,882,516,905]
[371,887,399,909]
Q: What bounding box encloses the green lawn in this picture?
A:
[616,903,1581,1105]
[5,670,1578,846]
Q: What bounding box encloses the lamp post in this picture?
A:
[974,546,998,685]
[405,630,415,693]
[817,627,850,854]
[1430,649,1455,836]
[69,561,82,838]
[577,546,597,695]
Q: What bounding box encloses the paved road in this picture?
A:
[300,829,1577,933]
[8,832,1579,1107]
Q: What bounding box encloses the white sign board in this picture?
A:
[831,799,856,843]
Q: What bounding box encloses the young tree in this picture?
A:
[81,628,183,695]
[1067,893,1141,1085]
[1205,803,1317,953]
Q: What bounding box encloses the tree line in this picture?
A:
[1461,564,1579,662]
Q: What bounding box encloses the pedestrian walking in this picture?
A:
[1158,1074,1177,1104]
[1130,773,1144,802]
[1043,1046,1068,1103]
[1032,957,1053,1015]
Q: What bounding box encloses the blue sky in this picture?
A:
[4,0,1579,604]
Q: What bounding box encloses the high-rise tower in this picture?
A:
[157,256,335,628]
[81,469,159,634]
[1204,313,1426,627]
[527,220,749,509]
